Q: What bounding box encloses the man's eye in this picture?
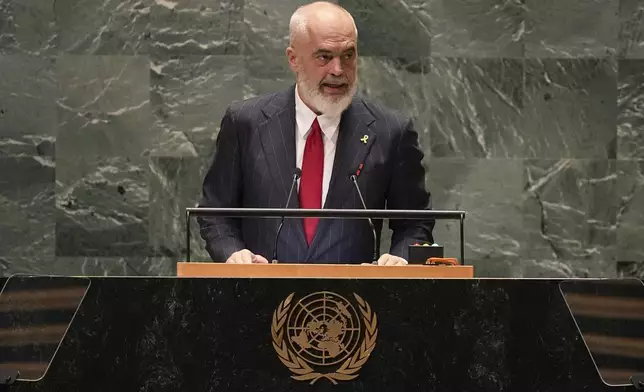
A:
[318,55,331,61]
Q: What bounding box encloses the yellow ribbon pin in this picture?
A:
[360,135,369,144]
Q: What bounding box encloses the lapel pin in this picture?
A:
[360,135,369,144]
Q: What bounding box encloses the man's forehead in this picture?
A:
[313,42,356,53]
[309,31,357,50]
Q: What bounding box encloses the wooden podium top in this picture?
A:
[176,262,474,279]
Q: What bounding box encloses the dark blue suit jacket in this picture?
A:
[198,85,434,263]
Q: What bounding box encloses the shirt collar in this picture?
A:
[295,85,341,140]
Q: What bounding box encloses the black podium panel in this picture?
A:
[1,277,635,392]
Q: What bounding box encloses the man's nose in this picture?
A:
[329,57,344,76]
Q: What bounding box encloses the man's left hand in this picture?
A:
[376,253,408,266]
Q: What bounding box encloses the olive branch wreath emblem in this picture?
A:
[271,292,378,385]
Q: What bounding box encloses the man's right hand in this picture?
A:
[225,249,269,264]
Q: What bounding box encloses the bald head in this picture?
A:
[289,2,357,47]
[285,1,359,116]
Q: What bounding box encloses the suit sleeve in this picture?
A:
[197,106,246,261]
[387,117,435,259]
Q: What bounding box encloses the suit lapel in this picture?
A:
[258,88,297,202]
[306,99,376,259]
[258,86,308,248]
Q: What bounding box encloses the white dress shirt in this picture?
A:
[295,86,341,206]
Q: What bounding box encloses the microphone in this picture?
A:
[349,164,379,263]
[272,168,302,263]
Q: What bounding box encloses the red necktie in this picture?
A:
[299,118,324,245]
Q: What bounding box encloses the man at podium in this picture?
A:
[198,1,434,265]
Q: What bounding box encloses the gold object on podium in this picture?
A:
[271,291,377,385]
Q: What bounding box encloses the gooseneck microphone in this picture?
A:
[349,166,379,263]
[272,168,302,263]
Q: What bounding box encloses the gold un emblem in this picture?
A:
[271,291,378,385]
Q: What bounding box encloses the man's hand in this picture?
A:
[376,253,408,266]
[225,249,269,264]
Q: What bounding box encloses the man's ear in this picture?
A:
[286,46,298,73]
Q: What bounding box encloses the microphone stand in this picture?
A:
[350,174,379,263]
[272,169,301,263]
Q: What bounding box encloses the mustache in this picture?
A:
[320,77,349,85]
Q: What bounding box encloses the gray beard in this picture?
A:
[296,73,357,117]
